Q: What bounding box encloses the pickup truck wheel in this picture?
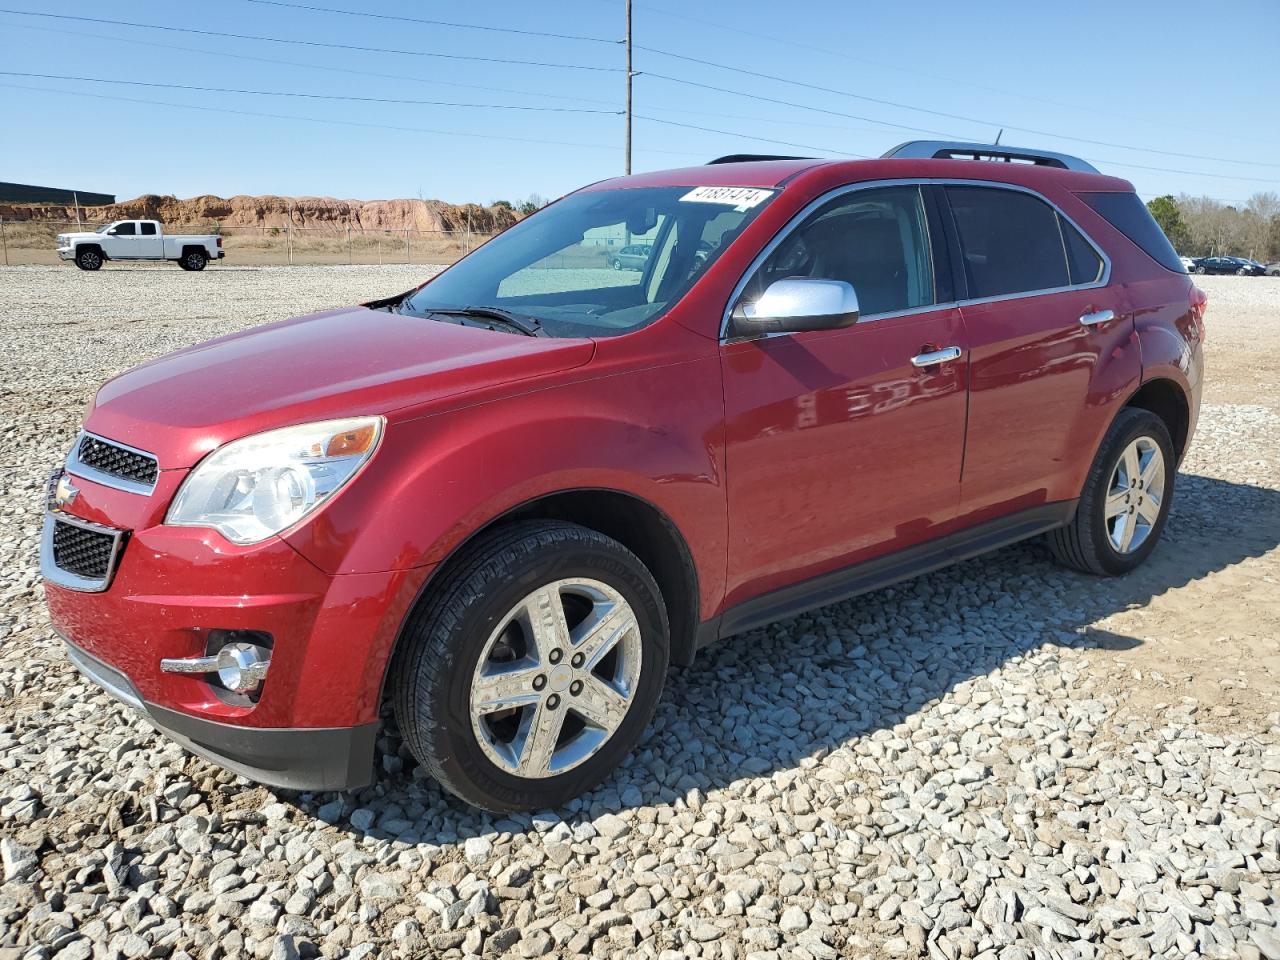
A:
[1047,408,1175,576]
[75,248,103,271]
[180,249,207,271]
[391,520,669,812]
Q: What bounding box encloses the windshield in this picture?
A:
[402,185,775,337]
[95,223,113,233]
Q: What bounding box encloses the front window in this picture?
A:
[402,185,775,337]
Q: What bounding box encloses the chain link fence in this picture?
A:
[0,219,502,267]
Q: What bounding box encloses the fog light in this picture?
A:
[215,642,270,694]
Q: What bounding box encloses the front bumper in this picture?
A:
[57,247,74,261]
[41,465,432,790]
[64,637,376,791]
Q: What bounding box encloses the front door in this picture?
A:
[102,221,137,258]
[721,184,969,609]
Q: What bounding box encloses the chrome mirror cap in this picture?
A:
[731,277,860,337]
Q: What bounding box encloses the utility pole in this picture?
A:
[624,0,632,175]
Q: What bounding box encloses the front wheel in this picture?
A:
[1237,267,1248,276]
[75,248,102,271]
[610,258,622,270]
[1047,408,1175,576]
[1194,265,1207,274]
[391,520,669,812]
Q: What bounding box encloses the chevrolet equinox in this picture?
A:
[41,142,1206,812]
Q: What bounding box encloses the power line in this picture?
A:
[635,44,1280,172]
[0,9,621,72]
[0,82,706,155]
[644,72,966,140]
[242,0,617,44]
[0,71,623,114]
[626,0,1280,152]
[634,115,865,158]
[0,20,624,110]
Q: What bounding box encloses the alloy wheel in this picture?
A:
[468,578,642,778]
[1105,436,1165,553]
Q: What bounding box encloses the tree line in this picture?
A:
[1147,193,1280,262]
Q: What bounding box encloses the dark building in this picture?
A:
[0,182,115,206]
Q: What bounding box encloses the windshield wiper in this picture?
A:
[422,305,544,337]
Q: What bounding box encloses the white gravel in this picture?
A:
[0,267,1277,960]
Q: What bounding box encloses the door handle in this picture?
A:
[911,346,962,368]
[1079,309,1116,327]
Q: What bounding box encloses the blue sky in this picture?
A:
[1,0,1277,206]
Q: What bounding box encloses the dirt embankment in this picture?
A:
[0,193,522,233]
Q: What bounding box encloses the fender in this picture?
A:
[283,352,729,623]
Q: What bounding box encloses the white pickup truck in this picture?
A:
[56,220,224,271]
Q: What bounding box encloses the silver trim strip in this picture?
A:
[63,638,145,712]
[719,178,1112,341]
[67,430,159,497]
[40,511,128,593]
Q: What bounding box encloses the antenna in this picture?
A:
[994,129,1003,145]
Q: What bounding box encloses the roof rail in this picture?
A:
[882,140,1099,174]
[707,154,813,165]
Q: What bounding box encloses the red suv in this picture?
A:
[41,142,1205,812]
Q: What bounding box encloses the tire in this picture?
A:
[180,248,207,271]
[611,258,622,270]
[1194,265,1206,274]
[391,520,669,812]
[1236,267,1247,276]
[1047,408,1175,576]
[75,248,103,271]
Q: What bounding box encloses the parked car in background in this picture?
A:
[1266,262,1280,277]
[1191,255,1265,276]
[57,220,224,271]
[42,141,1206,811]
[1179,255,1196,271]
[609,244,651,270]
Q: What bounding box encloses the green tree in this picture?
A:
[491,199,514,211]
[1146,195,1190,253]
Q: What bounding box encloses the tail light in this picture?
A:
[1190,285,1207,341]
[216,236,223,247]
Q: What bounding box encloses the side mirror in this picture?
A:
[730,278,860,337]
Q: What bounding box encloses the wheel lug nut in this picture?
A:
[549,649,562,664]
[571,653,584,668]
[547,694,560,709]
[570,680,583,696]
[533,675,546,690]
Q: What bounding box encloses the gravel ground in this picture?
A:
[0,266,1277,960]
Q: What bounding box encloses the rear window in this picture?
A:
[1079,192,1185,274]
[946,186,1070,298]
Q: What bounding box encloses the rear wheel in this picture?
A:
[1047,408,1174,576]
[610,258,623,270]
[391,520,669,812]
[74,248,102,271]
[180,248,207,271]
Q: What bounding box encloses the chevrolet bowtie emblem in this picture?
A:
[50,471,79,510]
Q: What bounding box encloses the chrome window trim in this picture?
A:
[40,510,128,593]
[67,430,160,496]
[719,178,1112,341]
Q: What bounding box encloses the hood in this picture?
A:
[84,306,595,468]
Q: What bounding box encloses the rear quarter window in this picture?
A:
[1078,192,1186,274]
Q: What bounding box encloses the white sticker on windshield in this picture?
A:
[679,186,774,212]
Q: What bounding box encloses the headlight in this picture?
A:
[166,417,383,544]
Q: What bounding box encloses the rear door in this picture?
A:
[135,221,163,258]
[720,183,969,608]
[944,184,1139,523]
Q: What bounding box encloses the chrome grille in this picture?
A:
[73,433,159,492]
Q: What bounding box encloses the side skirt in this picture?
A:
[699,500,1077,647]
